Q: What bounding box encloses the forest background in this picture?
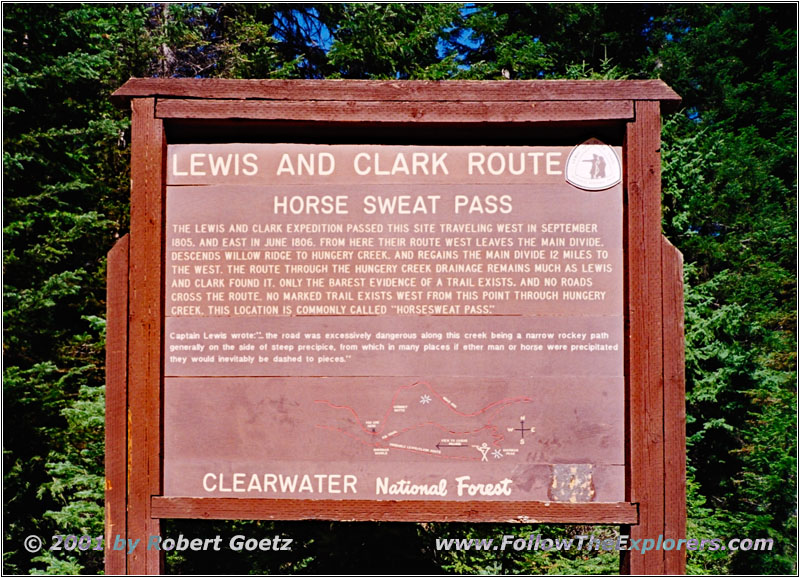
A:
[3,3,796,575]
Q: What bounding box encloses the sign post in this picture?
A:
[107,79,684,574]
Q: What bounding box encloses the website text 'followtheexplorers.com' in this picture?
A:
[435,534,774,554]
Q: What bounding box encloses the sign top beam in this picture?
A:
[112,78,681,111]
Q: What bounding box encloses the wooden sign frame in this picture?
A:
[106,79,685,575]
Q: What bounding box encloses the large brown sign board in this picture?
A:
[163,144,624,501]
[107,79,685,575]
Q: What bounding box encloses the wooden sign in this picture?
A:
[163,143,624,501]
[107,79,685,575]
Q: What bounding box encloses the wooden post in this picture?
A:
[127,98,165,575]
[622,100,666,574]
[663,237,687,574]
[105,235,129,574]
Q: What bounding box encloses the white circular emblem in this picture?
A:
[565,138,622,191]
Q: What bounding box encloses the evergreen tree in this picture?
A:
[3,5,149,572]
[656,5,797,572]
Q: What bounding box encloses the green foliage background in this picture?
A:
[3,3,796,574]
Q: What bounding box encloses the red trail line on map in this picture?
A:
[314,380,533,441]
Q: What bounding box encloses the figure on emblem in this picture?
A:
[584,154,607,179]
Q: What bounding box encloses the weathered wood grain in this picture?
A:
[621,101,665,575]
[156,99,634,123]
[663,236,687,574]
[127,99,164,575]
[105,235,129,575]
[112,78,681,110]
[151,497,639,524]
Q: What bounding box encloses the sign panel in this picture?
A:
[163,144,624,502]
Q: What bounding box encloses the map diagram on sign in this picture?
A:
[314,381,535,461]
